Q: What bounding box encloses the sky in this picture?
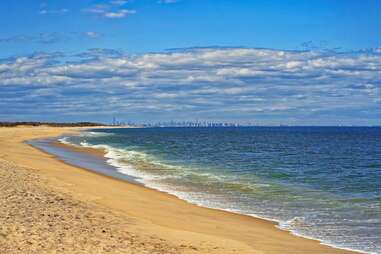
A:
[0,0,381,125]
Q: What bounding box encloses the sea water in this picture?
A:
[50,127,381,253]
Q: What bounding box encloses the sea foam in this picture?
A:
[55,128,381,254]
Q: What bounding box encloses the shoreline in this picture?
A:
[45,130,370,254]
[0,126,362,254]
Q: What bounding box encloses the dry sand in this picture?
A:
[0,126,360,254]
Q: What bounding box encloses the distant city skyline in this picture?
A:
[1,0,381,125]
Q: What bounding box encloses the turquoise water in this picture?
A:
[58,127,381,253]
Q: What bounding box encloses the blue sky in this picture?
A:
[1,0,381,125]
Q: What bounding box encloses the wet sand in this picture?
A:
[0,126,360,254]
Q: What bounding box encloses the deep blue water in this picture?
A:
[58,127,381,253]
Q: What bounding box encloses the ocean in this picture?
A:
[32,127,381,253]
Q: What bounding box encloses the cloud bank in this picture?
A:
[1,47,380,124]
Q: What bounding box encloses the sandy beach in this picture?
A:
[0,126,361,254]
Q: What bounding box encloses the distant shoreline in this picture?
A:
[0,121,106,127]
[2,121,380,128]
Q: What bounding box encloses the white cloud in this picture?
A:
[111,0,129,5]
[83,2,136,19]
[83,31,101,38]
[39,8,69,15]
[103,9,136,18]
[1,47,381,124]
[0,32,101,44]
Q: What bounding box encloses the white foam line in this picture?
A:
[80,131,114,137]
[58,136,79,147]
[76,138,376,254]
[275,224,373,254]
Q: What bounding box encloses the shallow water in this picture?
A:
[40,127,381,254]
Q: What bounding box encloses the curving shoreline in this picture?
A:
[44,132,371,254]
[0,126,361,254]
